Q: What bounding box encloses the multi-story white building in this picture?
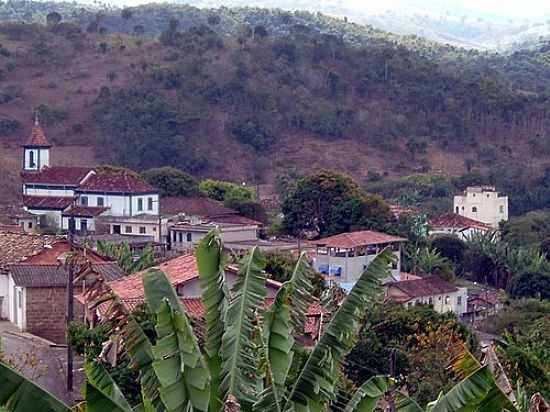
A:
[20,121,160,237]
[453,186,508,229]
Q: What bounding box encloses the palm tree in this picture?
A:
[0,231,536,412]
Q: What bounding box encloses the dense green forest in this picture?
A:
[1,1,550,212]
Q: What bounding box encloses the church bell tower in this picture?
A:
[22,116,51,171]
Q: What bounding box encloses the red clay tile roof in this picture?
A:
[78,172,156,194]
[313,230,407,249]
[161,197,236,218]
[24,124,51,147]
[62,205,109,217]
[0,224,24,233]
[20,241,108,264]
[21,166,94,186]
[0,232,60,273]
[109,254,199,301]
[388,276,458,301]
[429,213,490,231]
[23,195,75,210]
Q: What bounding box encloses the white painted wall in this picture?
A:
[26,209,62,227]
[429,227,488,241]
[79,193,159,217]
[7,276,26,330]
[454,187,508,228]
[170,225,258,251]
[403,287,468,315]
[23,186,75,197]
[314,247,402,284]
[0,273,8,319]
[62,216,96,232]
[24,148,50,171]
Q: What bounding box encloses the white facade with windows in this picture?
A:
[454,186,508,229]
[77,193,160,217]
[23,147,50,171]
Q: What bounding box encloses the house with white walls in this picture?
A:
[19,121,160,235]
[454,186,508,228]
[385,276,468,316]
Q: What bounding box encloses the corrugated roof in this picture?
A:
[388,276,458,301]
[21,166,94,186]
[23,195,75,210]
[313,230,407,249]
[10,263,125,287]
[77,172,155,194]
[429,213,490,231]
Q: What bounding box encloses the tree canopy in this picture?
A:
[281,170,392,237]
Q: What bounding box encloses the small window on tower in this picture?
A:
[455,206,459,213]
[29,151,35,168]
[472,207,477,213]
[139,226,146,234]
[499,205,504,214]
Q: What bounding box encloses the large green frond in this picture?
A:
[143,269,210,412]
[0,361,71,412]
[220,247,267,408]
[121,316,164,411]
[84,359,133,412]
[254,283,294,412]
[283,249,394,411]
[429,365,518,412]
[286,252,315,333]
[196,230,230,411]
[343,376,391,412]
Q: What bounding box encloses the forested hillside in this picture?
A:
[1,2,550,210]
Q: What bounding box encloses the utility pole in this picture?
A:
[66,217,76,392]
[387,349,397,412]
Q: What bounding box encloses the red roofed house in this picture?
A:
[385,276,468,315]
[429,213,491,240]
[161,197,262,251]
[312,230,407,291]
[85,254,325,345]
[6,240,125,343]
[20,121,160,238]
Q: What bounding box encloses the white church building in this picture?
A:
[20,120,161,238]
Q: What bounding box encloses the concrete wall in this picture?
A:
[314,247,401,284]
[392,287,468,315]
[429,227,486,241]
[170,226,258,251]
[79,193,159,217]
[454,187,508,228]
[108,221,161,242]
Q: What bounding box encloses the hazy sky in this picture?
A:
[346,0,550,19]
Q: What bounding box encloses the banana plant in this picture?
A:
[0,230,540,412]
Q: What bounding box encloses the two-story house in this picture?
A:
[312,230,407,291]
[19,121,161,238]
